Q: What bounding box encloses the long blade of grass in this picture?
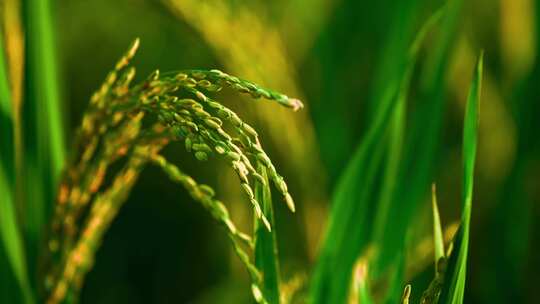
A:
[254,164,281,304]
[23,0,65,179]
[24,0,65,175]
[309,7,442,302]
[0,27,34,304]
[370,80,406,260]
[368,7,446,303]
[371,76,407,304]
[441,51,483,304]
[374,0,464,274]
[371,3,445,276]
[309,92,392,303]
[22,0,65,278]
[362,0,424,250]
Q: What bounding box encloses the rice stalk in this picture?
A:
[43,39,300,304]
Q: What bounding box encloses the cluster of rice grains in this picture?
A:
[44,39,302,304]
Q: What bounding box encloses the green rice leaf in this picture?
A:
[309,7,443,303]
[374,0,463,275]
[22,0,66,278]
[309,112,387,303]
[254,164,281,304]
[23,0,65,179]
[442,51,483,304]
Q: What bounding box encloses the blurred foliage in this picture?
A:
[0,0,539,303]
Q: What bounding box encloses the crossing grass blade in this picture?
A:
[374,0,464,275]
[309,7,443,303]
[370,7,446,303]
[370,79,406,266]
[254,164,281,304]
[371,76,407,304]
[309,104,388,303]
[0,28,34,304]
[441,51,483,304]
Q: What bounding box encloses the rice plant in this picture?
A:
[39,39,303,304]
[2,17,301,302]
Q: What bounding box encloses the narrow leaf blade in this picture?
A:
[22,0,66,279]
[310,8,445,303]
[443,51,483,304]
[254,165,281,304]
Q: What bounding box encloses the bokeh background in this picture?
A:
[3,0,540,303]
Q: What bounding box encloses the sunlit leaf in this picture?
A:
[441,51,483,304]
